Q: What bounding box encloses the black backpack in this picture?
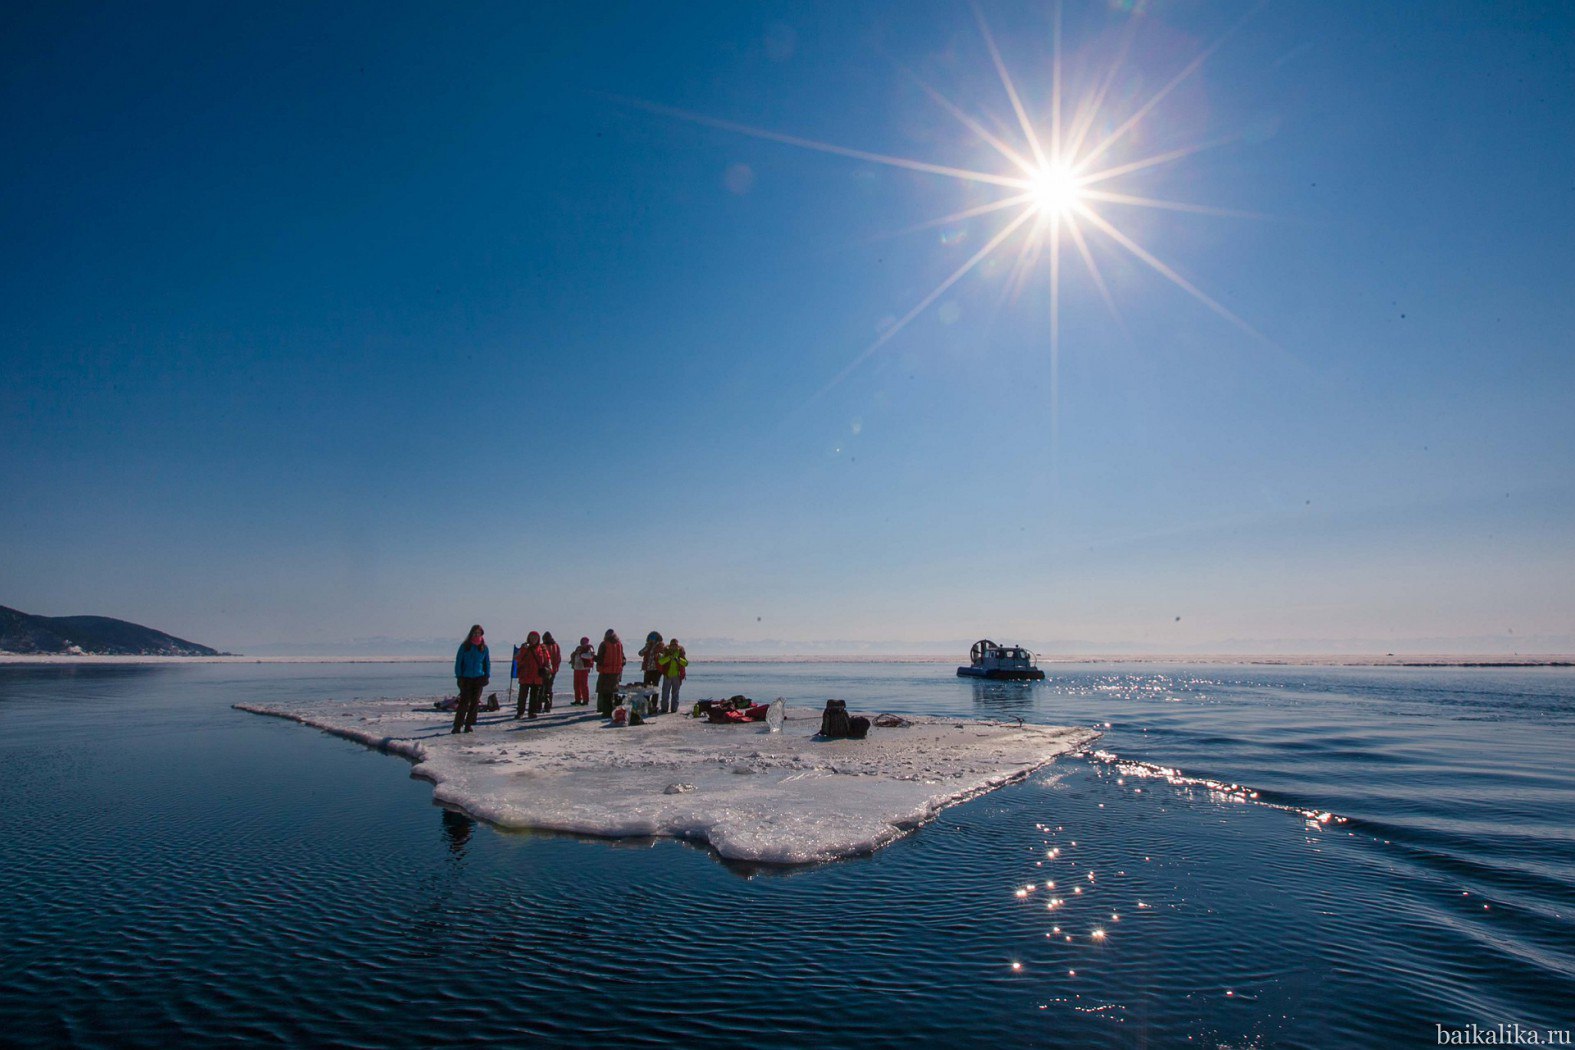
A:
[820,700,852,739]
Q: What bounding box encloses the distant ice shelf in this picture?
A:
[234,697,1097,864]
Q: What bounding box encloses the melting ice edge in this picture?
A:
[237,697,1097,864]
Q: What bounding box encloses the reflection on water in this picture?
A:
[441,808,474,857]
[0,662,166,705]
[968,677,1042,712]
[0,661,1570,1048]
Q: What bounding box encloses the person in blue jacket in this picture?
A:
[452,624,491,734]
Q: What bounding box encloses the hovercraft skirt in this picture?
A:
[957,667,1046,680]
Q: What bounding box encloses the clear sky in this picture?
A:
[3,1,1572,654]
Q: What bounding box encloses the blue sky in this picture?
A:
[3,1,1572,653]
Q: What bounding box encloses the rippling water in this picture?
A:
[0,661,1570,1048]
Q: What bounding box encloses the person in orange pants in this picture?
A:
[570,636,595,705]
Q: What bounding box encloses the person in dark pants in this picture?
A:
[516,631,549,718]
[452,624,491,734]
[657,638,687,714]
[639,631,664,688]
[595,628,625,717]
[541,631,562,712]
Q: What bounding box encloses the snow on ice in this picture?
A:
[235,697,1096,864]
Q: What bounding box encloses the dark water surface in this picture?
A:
[0,661,1570,1048]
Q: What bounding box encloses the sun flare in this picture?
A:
[623,5,1264,402]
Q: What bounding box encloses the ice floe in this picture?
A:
[235,697,1096,864]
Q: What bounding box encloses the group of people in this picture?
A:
[512,629,562,719]
[450,625,688,733]
[637,631,690,714]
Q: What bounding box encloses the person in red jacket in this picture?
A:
[638,631,664,687]
[594,629,625,717]
[569,636,595,705]
[516,631,550,719]
[540,631,563,712]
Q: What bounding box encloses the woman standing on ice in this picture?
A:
[639,631,664,688]
[516,631,550,719]
[657,638,687,713]
[569,636,595,705]
[540,631,562,711]
[595,629,625,717]
[452,625,490,734]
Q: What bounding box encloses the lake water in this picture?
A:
[0,661,1570,1048]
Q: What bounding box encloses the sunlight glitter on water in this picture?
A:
[2,660,1571,1048]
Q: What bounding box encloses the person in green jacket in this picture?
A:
[656,638,687,713]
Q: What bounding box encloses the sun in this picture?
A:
[620,4,1265,399]
[1031,163,1084,216]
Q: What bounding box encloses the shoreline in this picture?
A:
[3,652,1571,668]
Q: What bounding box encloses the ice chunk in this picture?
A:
[236,698,1096,865]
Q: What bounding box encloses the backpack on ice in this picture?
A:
[820,700,851,739]
[819,700,869,740]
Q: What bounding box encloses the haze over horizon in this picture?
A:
[227,634,1573,659]
[7,608,1569,660]
[4,2,1572,655]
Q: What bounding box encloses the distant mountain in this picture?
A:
[0,605,221,656]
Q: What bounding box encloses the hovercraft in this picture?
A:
[956,639,1045,680]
